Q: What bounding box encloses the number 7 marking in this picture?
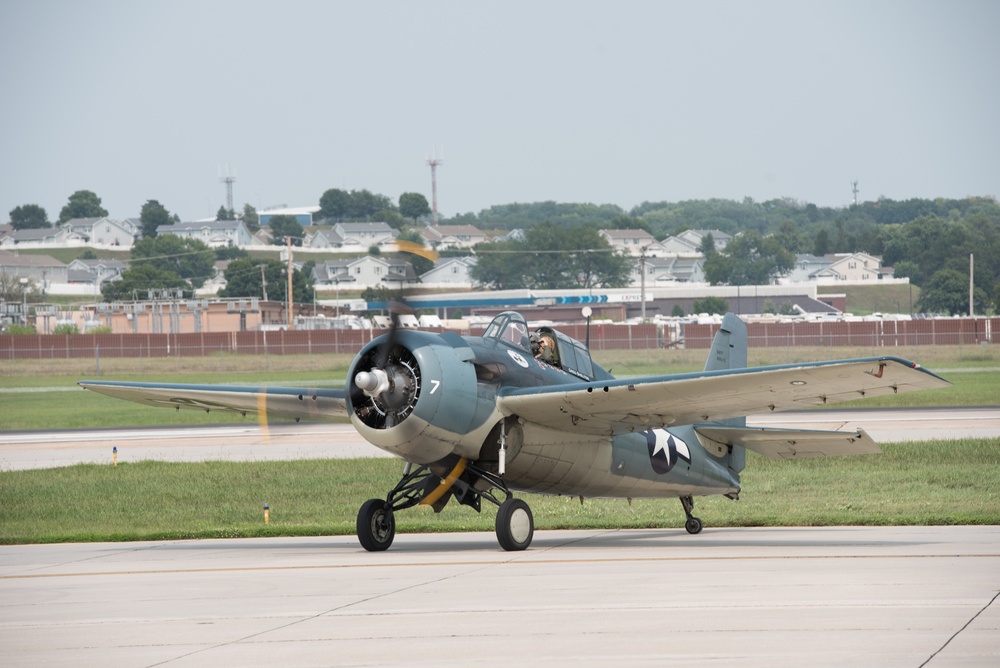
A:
[429,380,441,394]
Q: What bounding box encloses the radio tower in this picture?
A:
[220,164,236,215]
[426,151,443,226]
[851,180,859,206]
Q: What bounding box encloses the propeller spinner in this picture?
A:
[351,305,422,429]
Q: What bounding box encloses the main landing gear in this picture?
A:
[680,495,703,535]
[356,459,534,552]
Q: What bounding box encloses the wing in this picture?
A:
[79,380,349,422]
[695,425,880,458]
[497,357,950,436]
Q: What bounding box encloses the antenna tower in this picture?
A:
[851,180,859,206]
[426,152,443,226]
[220,164,236,214]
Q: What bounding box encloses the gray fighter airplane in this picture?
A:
[80,312,950,551]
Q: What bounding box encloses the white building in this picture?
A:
[158,220,254,247]
[419,256,478,289]
[312,255,417,290]
[64,217,136,248]
[419,225,489,250]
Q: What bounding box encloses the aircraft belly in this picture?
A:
[505,423,739,499]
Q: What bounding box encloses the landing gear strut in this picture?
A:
[355,460,535,552]
[680,495,703,535]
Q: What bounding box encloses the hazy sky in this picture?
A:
[2,0,997,223]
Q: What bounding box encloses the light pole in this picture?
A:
[19,277,28,324]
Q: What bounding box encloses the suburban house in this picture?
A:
[419,225,488,250]
[3,225,86,248]
[628,256,706,287]
[419,256,478,289]
[63,217,136,248]
[659,229,732,256]
[0,250,69,283]
[324,222,397,251]
[158,220,254,247]
[312,255,417,290]
[66,258,128,287]
[783,252,892,284]
[599,229,657,256]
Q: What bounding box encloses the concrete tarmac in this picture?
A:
[1,526,998,667]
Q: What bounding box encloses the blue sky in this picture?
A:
[2,0,997,222]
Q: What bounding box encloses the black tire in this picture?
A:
[357,498,395,552]
[496,498,534,551]
[685,516,704,535]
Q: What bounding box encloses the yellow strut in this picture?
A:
[419,458,468,506]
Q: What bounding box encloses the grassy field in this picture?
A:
[1,438,996,545]
[817,283,922,316]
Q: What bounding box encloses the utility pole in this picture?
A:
[970,253,974,317]
[286,236,294,331]
[427,151,443,226]
[640,245,648,323]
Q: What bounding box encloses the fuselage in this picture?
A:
[346,314,742,502]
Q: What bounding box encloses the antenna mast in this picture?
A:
[426,151,443,226]
[851,180,859,206]
[220,164,236,215]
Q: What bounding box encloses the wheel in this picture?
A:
[685,516,703,535]
[357,498,395,551]
[496,498,534,551]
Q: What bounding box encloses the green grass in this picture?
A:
[1,438,996,545]
[817,283,922,316]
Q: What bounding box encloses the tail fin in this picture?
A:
[705,313,747,432]
[704,312,747,373]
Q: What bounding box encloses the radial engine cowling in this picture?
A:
[346,330,489,463]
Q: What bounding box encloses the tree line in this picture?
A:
[7,188,999,315]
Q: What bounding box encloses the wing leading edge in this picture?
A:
[497,357,950,436]
[79,380,349,422]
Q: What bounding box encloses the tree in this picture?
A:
[216,205,235,221]
[139,199,172,239]
[58,190,108,223]
[219,258,312,304]
[699,232,716,255]
[241,203,259,232]
[101,264,189,302]
[399,192,431,222]
[812,229,831,256]
[703,231,794,286]
[350,189,394,219]
[471,222,629,290]
[915,268,990,315]
[130,235,216,288]
[319,188,351,220]
[268,215,304,246]
[9,204,50,230]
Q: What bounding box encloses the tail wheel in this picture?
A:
[357,498,396,552]
[496,498,534,551]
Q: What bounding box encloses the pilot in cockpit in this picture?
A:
[530,330,559,365]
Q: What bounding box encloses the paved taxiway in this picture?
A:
[2,407,998,471]
[1,526,997,667]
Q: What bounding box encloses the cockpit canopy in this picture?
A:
[484,311,596,381]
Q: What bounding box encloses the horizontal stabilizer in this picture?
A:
[695,425,880,459]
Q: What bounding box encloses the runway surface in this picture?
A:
[1,407,998,471]
[1,526,997,667]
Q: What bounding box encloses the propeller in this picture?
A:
[353,299,421,429]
